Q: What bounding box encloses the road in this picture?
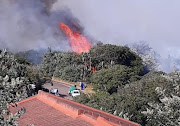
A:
[43,81,73,100]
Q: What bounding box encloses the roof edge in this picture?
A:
[36,90,141,126]
[8,95,37,109]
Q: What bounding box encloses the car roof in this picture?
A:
[72,90,80,92]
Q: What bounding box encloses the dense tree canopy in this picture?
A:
[40,43,180,126]
[41,44,144,82]
[0,49,33,125]
[89,44,144,74]
[0,49,45,125]
[91,65,140,94]
[75,71,180,126]
[41,51,81,78]
[1,43,180,126]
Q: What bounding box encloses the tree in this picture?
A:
[41,51,81,78]
[60,65,82,82]
[91,65,140,94]
[15,49,47,65]
[142,72,180,126]
[89,44,144,74]
[0,49,33,125]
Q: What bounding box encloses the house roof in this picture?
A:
[10,91,141,126]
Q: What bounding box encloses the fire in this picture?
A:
[92,67,97,73]
[59,22,91,54]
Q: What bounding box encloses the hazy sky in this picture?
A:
[0,0,180,58]
[53,0,180,58]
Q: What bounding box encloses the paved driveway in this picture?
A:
[43,81,73,100]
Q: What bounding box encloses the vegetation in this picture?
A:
[75,71,180,126]
[41,44,144,83]
[91,65,140,94]
[0,49,31,125]
[89,44,144,73]
[41,51,81,80]
[41,43,179,126]
[0,49,45,125]
[2,43,180,126]
[141,72,180,126]
[15,49,47,65]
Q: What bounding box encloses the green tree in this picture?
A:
[89,44,144,74]
[60,65,82,82]
[91,65,140,94]
[0,49,34,125]
[142,72,180,126]
[41,51,81,78]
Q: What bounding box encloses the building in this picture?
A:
[10,91,141,126]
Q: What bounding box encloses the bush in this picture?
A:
[91,65,140,94]
[60,65,82,82]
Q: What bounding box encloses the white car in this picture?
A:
[70,90,80,97]
[50,88,60,97]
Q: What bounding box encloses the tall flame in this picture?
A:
[59,22,91,54]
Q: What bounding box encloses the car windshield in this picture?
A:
[73,91,79,93]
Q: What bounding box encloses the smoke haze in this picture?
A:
[0,0,78,52]
[53,0,180,58]
[0,0,180,72]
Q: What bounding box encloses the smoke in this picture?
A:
[40,0,57,15]
[52,0,180,72]
[0,0,82,52]
[52,0,180,58]
[1,0,180,72]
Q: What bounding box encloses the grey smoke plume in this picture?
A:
[52,0,180,57]
[0,0,82,52]
[40,0,57,15]
[52,0,180,72]
[1,0,180,72]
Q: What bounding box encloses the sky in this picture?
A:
[0,0,180,59]
[53,0,180,58]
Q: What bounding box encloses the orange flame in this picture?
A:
[92,67,97,73]
[59,22,91,54]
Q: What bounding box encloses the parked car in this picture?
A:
[70,89,80,97]
[68,86,77,94]
[68,86,80,97]
[50,88,60,97]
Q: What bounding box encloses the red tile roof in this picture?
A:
[10,91,141,126]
